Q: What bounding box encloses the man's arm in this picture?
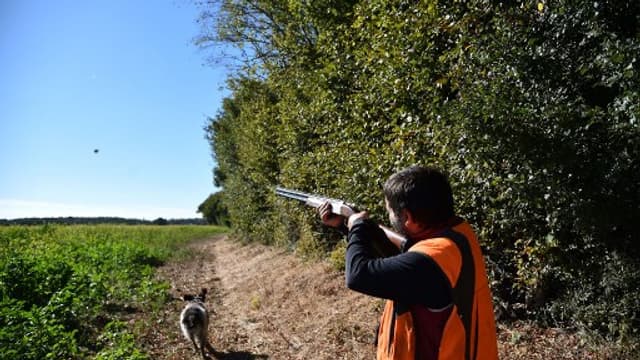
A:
[346,218,452,308]
[320,202,401,257]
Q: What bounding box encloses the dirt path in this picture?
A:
[139,235,379,360]
[137,235,621,360]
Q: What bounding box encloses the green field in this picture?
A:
[0,224,226,360]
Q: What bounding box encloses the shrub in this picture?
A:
[200,0,640,342]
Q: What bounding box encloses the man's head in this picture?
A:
[383,165,454,234]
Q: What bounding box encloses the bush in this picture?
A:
[200,0,640,342]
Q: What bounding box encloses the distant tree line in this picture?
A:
[0,217,207,226]
[198,0,639,344]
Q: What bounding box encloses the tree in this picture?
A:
[152,217,168,226]
[197,192,230,226]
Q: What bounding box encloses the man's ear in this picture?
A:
[402,209,423,234]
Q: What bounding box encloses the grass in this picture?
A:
[0,224,227,360]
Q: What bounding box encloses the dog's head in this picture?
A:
[182,288,207,303]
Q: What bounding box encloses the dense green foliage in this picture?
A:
[0,225,226,359]
[198,192,231,226]
[199,0,639,344]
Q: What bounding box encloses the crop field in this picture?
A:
[0,224,226,360]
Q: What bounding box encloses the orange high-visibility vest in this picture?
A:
[376,221,498,360]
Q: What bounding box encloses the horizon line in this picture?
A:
[0,198,200,220]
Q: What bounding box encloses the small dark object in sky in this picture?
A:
[94,149,99,154]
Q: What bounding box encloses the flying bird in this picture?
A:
[94,149,99,154]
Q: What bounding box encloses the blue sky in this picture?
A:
[0,0,230,219]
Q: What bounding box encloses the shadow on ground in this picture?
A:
[212,349,269,360]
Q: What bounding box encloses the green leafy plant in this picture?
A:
[199,0,640,346]
[0,224,226,359]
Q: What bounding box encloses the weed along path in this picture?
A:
[137,235,618,360]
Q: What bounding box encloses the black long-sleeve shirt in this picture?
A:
[345,218,452,309]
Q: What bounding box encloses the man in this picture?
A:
[319,165,498,360]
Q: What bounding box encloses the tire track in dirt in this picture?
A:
[139,235,379,360]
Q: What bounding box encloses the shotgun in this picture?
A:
[275,186,405,257]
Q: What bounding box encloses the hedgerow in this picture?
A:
[200,0,639,345]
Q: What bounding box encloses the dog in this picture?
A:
[180,288,215,359]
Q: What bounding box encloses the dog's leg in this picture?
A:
[191,338,200,355]
[205,341,218,359]
[197,338,208,360]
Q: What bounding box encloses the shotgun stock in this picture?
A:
[275,186,405,257]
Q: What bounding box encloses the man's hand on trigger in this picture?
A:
[347,211,369,230]
[319,201,346,228]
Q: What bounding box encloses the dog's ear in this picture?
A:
[182,294,195,301]
[199,288,208,301]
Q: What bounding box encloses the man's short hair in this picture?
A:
[383,165,454,227]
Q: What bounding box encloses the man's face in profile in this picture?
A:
[385,198,407,236]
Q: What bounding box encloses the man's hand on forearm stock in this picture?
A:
[318,201,346,228]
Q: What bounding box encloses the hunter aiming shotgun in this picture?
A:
[275,186,405,257]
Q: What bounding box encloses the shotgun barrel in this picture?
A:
[275,186,406,256]
[275,187,357,217]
